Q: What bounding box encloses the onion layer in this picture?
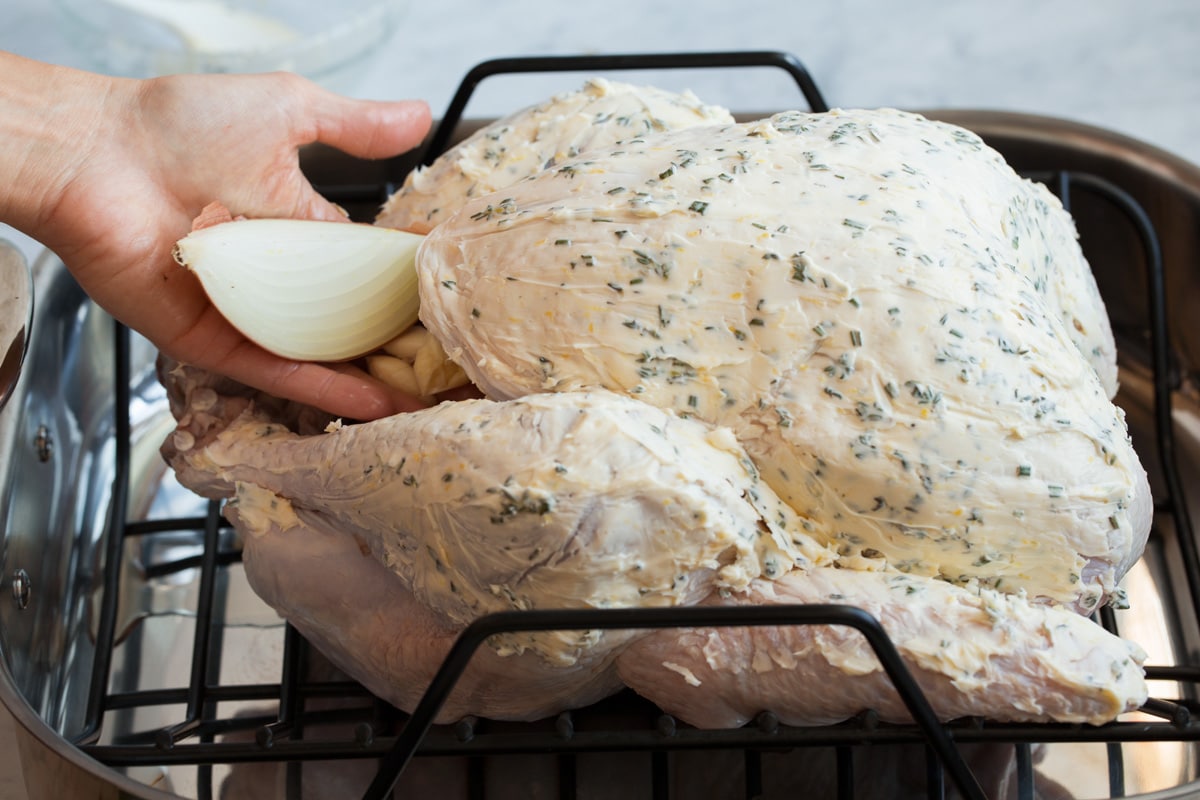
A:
[174,218,425,362]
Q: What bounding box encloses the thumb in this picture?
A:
[310,93,433,161]
[289,94,432,222]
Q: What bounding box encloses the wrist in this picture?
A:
[0,52,124,244]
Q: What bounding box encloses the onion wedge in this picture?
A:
[174,214,425,362]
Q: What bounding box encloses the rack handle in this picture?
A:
[419,50,830,166]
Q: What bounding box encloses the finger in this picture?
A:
[166,304,428,420]
[263,359,431,420]
[257,92,431,222]
[290,183,356,223]
[310,93,433,161]
[219,346,430,420]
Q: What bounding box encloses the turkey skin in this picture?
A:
[161,359,1146,726]
[416,107,1150,612]
[159,92,1153,731]
[617,567,1144,728]
[376,77,733,233]
[162,362,816,667]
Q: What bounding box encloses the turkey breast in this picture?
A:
[416,107,1150,610]
[376,77,734,233]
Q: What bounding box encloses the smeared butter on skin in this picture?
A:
[619,566,1147,727]
[231,481,302,536]
[662,661,703,687]
[161,347,1149,725]
[158,97,1155,728]
[377,77,734,234]
[418,108,1150,610]
[178,390,826,665]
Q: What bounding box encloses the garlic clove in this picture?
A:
[173,218,425,362]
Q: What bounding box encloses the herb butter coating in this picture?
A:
[417,108,1150,609]
[376,77,734,233]
[160,360,1148,724]
[618,566,1147,727]
[167,382,822,665]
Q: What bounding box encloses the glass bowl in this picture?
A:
[53,0,409,91]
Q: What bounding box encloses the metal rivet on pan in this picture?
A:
[34,424,52,462]
[11,568,31,610]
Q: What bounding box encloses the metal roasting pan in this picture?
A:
[2,53,1200,799]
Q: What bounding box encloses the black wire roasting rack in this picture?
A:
[63,52,1200,800]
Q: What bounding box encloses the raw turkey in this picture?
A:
[417,107,1150,612]
[161,359,1146,726]
[160,88,1153,731]
[375,77,734,233]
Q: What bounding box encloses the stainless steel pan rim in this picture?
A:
[0,675,177,800]
[0,248,179,800]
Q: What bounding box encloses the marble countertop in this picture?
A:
[1,1,1198,798]
[4,0,1198,159]
[3,0,1199,265]
[2,0,1198,262]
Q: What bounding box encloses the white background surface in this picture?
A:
[1,1,1199,798]
[4,1,1199,154]
[3,0,1199,262]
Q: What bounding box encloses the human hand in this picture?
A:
[0,53,433,420]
